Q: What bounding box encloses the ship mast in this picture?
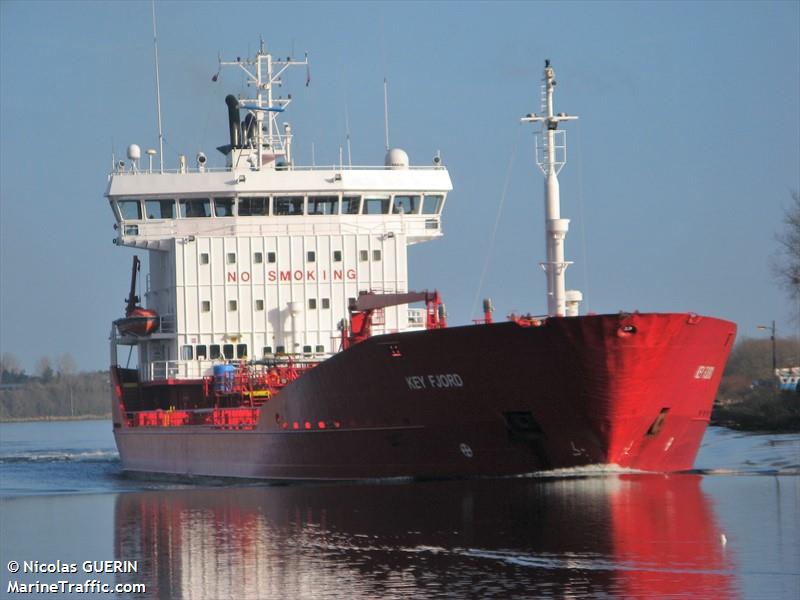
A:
[521,60,580,317]
[218,41,308,170]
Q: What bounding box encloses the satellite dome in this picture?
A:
[384,148,409,170]
[127,144,141,161]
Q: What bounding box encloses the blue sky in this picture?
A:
[1,1,798,372]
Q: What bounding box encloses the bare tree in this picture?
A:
[774,191,800,301]
[57,353,77,378]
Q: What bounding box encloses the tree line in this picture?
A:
[0,353,110,420]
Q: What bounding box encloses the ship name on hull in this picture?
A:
[406,373,464,390]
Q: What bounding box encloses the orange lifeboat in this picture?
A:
[115,256,160,336]
[115,307,160,337]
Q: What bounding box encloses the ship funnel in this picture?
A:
[225,95,241,150]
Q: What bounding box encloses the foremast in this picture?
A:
[521,60,581,317]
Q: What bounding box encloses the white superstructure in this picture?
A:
[107,43,451,382]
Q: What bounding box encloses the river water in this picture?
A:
[0,420,797,599]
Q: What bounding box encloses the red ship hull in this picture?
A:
[111,312,736,479]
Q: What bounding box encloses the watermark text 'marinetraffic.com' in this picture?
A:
[7,580,146,595]
[5,560,145,595]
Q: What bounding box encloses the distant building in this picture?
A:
[776,368,800,393]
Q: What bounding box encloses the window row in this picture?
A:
[198,249,380,265]
[180,343,326,360]
[182,343,248,360]
[115,194,444,221]
[201,297,337,312]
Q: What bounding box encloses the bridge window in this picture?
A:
[308,196,338,215]
[315,345,324,353]
[214,197,235,217]
[181,345,193,360]
[302,345,312,355]
[210,345,221,359]
[274,196,304,215]
[238,196,269,216]
[422,194,444,215]
[223,344,234,359]
[342,196,361,214]
[236,344,247,358]
[196,345,207,360]
[117,200,142,220]
[363,197,390,214]
[392,195,420,214]
[333,250,342,262]
[276,345,285,354]
[145,199,175,219]
[263,346,273,356]
[179,198,211,218]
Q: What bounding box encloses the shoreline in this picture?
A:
[0,414,111,424]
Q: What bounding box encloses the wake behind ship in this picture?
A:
[106,45,736,479]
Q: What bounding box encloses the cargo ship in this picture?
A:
[106,45,736,479]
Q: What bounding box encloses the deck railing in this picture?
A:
[111,164,446,177]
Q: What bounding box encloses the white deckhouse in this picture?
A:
[107,43,452,382]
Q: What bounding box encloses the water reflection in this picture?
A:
[114,475,735,599]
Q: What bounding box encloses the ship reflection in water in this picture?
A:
[114,475,734,599]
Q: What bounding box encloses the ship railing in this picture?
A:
[158,314,177,333]
[110,164,445,177]
[117,217,441,243]
[144,357,327,383]
[147,360,207,381]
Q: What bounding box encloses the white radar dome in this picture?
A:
[127,144,141,161]
[385,148,409,170]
